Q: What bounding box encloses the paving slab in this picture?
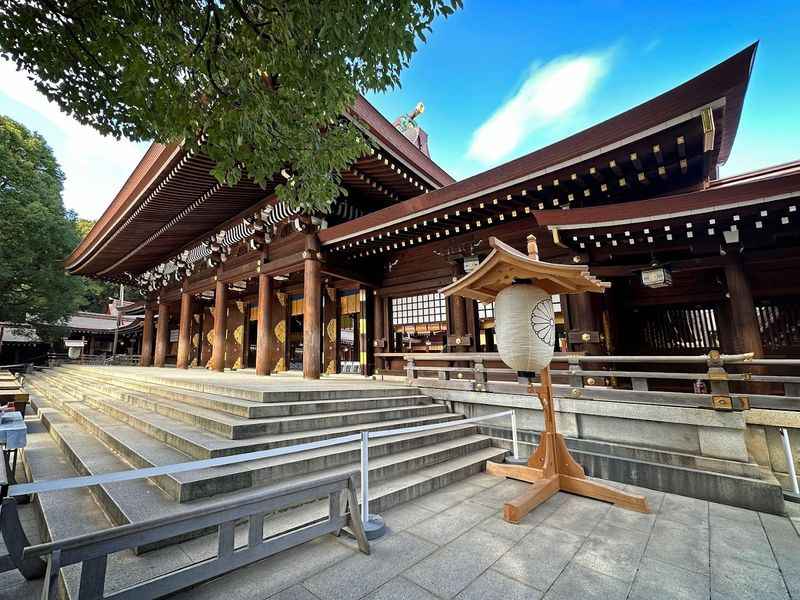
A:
[543,562,629,600]
[363,577,439,600]
[710,554,789,600]
[492,523,584,591]
[304,532,437,600]
[628,557,710,600]
[404,528,514,598]
[645,517,710,575]
[456,568,542,600]
[407,500,496,545]
[572,521,649,583]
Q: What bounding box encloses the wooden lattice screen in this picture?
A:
[632,305,721,353]
[756,298,800,354]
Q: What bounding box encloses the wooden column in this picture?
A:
[724,258,764,356]
[211,278,228,372]
[153,301,170,368]
[255,273,273,375]
[303,236,322,379]
[373,293,385,373]
[566,292,604,354]
[139,305,154,366]
[176,291,193,369]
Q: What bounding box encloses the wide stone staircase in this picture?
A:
[20,366,505,596]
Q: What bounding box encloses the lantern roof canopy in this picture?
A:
[439,237,610,303]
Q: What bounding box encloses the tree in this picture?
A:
[0,1,461,213]
[0,114,84,334]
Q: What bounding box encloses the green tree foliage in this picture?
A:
[0,114,84,333]
[0,1,461,213]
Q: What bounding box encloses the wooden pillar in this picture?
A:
[373,293,385,373]
[140,306,154,366]
[724,258,763,356]
[303,236,322,379]
[449,262,470,352]
[176,291,193,369]
[566,292,604,354]
[211,278,228,372]
[255,273,273,375]
[154,301,170,368]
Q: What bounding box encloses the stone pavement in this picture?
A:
[171,472,800,600]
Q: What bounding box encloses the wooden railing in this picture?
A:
[396,351,800,412]
[1,471,368,599]
[47,354,141,367]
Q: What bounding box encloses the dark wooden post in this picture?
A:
[303,235,322,379]
[255,273,273,375]
[139,305,154,366]
[211,278,228,372]
[373,293,385,373]
[566,292,604,354]
[153,301,170,368]
[724,258,763,356]
[176,291,193,369]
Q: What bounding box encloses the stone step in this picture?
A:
[28,375,490,503]
[25,383,505,550]
[55,368,430,419]
[61,365,419,403]
[30,372,465,460]
[51,369,443,439]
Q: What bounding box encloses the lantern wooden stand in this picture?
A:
[440,236,649,523]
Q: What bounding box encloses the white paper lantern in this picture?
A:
[495,282,555,373]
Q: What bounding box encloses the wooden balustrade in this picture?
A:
[386,351,800,412]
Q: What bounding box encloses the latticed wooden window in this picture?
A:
[756,298,800,353]
[634,305,721,352]
[391,293,447,326]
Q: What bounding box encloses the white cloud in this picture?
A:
[467,51,612,164]
[0,59,148,219]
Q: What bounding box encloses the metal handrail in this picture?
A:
[9,409,517,499]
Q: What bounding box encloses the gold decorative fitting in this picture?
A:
[570,388,582,398]
[206,330,214,345]
[325,360,336,375]
[276,291,287,307]
[457,373,463,379]
[739,396,751,410]
[233,325,244,345]
[455,337,462,345]
[712,395,733,411]
[232,357,242,370]
[274,320,286,343]
[708,371,728,381]
[236,301,245,313]
[742,373,752,381]
[326,319,337,343]
[274,357,286,372]
[191,333,200,348]
[586,377,596,386]
[580,332,591,342]
[708,350,721,360]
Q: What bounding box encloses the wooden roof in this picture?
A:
[439,237,609,303]
[321,44,757,249]
[66,94,455,278]
[533,162,800,230]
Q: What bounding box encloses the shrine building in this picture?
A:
[67,43,800,379]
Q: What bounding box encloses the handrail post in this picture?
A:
[359,432,385,540]
[780,428,800,496]
[473,358,486,392]
[511,411,520,460]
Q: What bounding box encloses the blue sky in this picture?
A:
[2,1,799,219]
